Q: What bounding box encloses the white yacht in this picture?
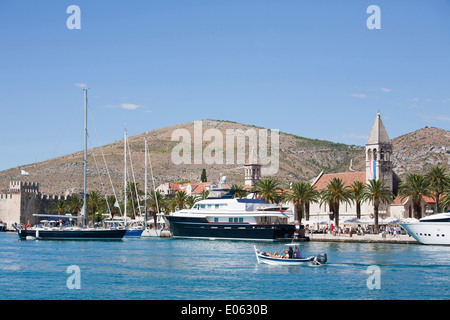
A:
[401,211,450,245]
[164,189,296,241]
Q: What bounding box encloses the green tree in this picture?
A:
[51,198,67,215]
[175,190,188,210]
[200,190,210,200]
[166,197,178,213]
[231,184,248,198]
[105,195,120,217]
[363,179,393,233]
[185,195,199,209]
[67,195,82,216]
[126,182,143,219]
[398,173,433,219]
[320,178,350,229]
[441,188,450,211]
[88,191,101,223]
[285,182,318,225]
[349,181,366,219]
[256,179,281,204]
[148,190,165,227]
[425,165,450,213]
[200,169,207,182]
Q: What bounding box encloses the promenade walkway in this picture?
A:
[307,232,418,244]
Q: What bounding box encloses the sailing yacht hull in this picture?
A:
[17,229,127,240]
[124,229,144,237]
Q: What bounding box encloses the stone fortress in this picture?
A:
[0,181,70,230]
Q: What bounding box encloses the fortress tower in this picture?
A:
[0,181,41,229]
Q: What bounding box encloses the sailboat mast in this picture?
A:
[83,88,88,227]
[144,135,148,224]
[124,126,127,225]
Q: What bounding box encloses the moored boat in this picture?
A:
[164,188,296,241]
[14,89,127,241]
[400,211,450,245]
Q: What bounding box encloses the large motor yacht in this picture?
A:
[401,211,450,245]
[164,189,296,241]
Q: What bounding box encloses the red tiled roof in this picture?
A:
[392,195,408,205]
[191,182,214,194]
[392,195,437,206]
[313,172,366,191]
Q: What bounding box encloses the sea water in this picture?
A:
[0,232,449,300]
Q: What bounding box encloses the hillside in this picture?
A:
[391,126,450,176]
[0,121,448,195]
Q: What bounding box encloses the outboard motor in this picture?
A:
[312,253,327,265]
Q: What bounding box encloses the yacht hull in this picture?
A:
[401,222,450,245]
[166,216,295,241]
[124,229,144,237]
[17,229,127,240]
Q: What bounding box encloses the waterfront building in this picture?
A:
[0,181,69,230]
[305,113,438,226]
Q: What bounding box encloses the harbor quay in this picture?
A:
[306,232,418,244]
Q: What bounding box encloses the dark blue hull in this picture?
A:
[17,229,127,240]
[125,229,144,237]
[166,216,295,241]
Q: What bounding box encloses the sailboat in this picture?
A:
[141,134,163,237]
[15,89,126,240]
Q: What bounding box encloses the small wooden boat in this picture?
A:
[254,245,327,266]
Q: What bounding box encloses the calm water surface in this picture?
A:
[1,232,449,300]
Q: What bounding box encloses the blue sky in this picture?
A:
[0,0,449,171]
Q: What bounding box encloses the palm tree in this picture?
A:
[186,195,199,209]
[51,198,67,215]
[166,197,178,213]
[363,179,393,233]
[441,188,450,211]
[148,190,165,228]
[126,182,143,219]
[231,184,248,198]
[67,195,82,216]
[398,173,433,219]
[200,190,210,200]
[105,195,120,217]
[175,190,188,210]
[425,166,450,213]
[304,183,319,221]
[256,179,281,204]
[88,190,101,223]
[285,182,318,225]
[320,178,350,230]
[349,181,366,219]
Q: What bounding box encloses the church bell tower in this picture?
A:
[244,147,261,187]
[365,113,394,192]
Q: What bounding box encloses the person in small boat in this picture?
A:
[283,247,294,259]
[293,246,302,259]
